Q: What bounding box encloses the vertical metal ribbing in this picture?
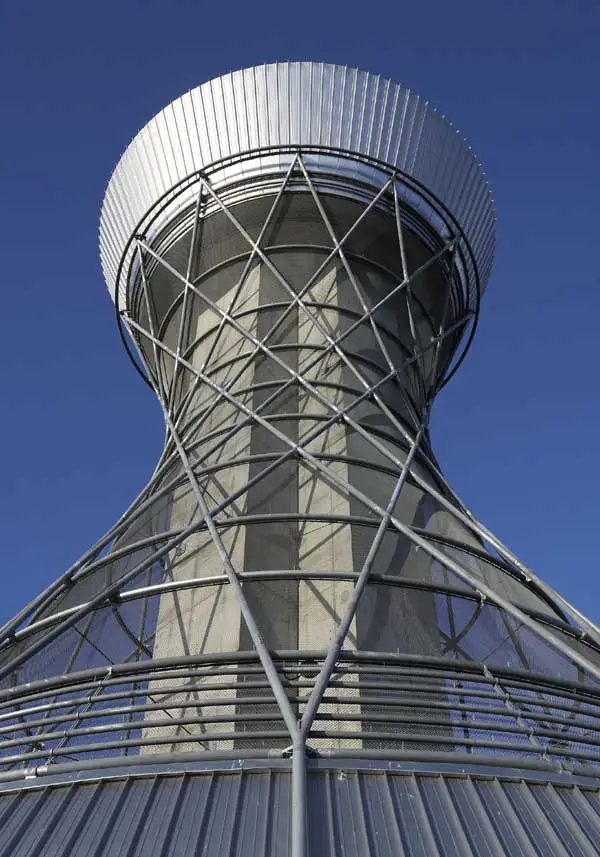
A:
[291,740,307,857]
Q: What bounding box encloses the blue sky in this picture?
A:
[0,0,598,624]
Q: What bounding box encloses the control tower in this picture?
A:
[0,63,599,856]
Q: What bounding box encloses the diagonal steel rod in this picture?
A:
[169,177,207,416]
[0,514,210,682]
[393,442,600,647]
[159,171,450,459]
[394,181,427,396]
[139,238,410,463]
[0,445,189,643]
[12,291,466,653]
[169,171,462,500]
[159,171,600,644]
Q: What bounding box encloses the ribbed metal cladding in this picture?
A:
[0,767,599,856]
[99,62,495,309]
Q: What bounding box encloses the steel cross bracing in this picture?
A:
[1,154,600,856]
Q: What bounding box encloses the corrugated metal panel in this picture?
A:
[99,62,495,307]
[0,767,598,856]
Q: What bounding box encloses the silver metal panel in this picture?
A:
[0,768,598,856]
[99,62,495,306]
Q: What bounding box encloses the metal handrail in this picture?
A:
[1,652,599,777]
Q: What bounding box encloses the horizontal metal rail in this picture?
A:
[2,699,599,751]
[6,568,580,652]
[3,674,597,725]
[3,650,600,702]
[0,653,599,776]
[1,727,598,771]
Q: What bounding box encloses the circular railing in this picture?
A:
[1,652,599,781]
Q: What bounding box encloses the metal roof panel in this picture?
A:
[0,768,598,857]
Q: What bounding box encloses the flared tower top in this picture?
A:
[99,61,495,309]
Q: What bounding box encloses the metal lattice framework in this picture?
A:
[2,63,600,857]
